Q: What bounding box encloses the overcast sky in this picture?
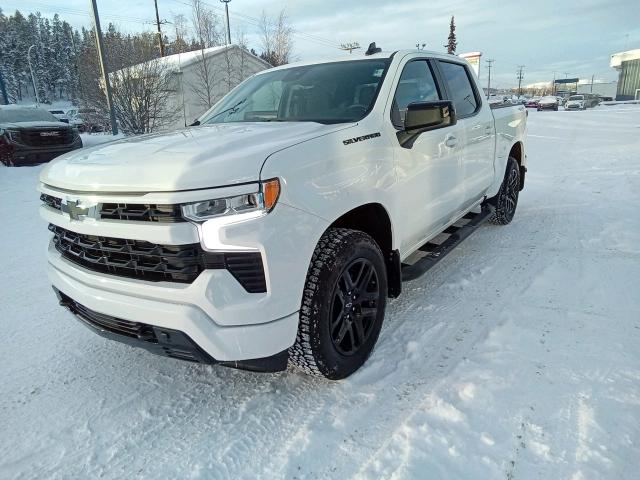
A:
[3,0,639,87]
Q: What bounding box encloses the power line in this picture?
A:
[168,0,342,49]
[4,0,152,26]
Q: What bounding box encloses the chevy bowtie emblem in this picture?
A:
[61,199,95,220]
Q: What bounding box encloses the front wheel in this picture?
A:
[289,228,387,379]
[489,156,520,225]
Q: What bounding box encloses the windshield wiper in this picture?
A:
[201,99,247,124]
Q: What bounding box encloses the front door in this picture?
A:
[389,59,465,254]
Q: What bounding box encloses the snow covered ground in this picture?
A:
[1,106,639,480]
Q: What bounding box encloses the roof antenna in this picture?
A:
[365,42,382,56]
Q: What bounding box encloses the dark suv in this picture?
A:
[0,107,83,166]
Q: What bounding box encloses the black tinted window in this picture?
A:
[391,61,440,127]
[439,62,478,117]
[201,59,390,125]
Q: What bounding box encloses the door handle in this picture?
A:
[445,135,458,148]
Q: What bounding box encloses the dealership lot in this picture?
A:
[1,106,639,480]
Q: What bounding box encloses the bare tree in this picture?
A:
[234,29,249,85]
[189,0,224,108]
[110,58,181,134]
[171,13,189,54]
[259,9,293,66]
[191,0,222,49]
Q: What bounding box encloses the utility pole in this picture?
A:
[89,0,118,135]
[516,65,525,96]
[591,74,594,93]
[552,71,556,95]
[485,59,494,98]
[153,0,165,56]
[220,0,231,45]
[340,42,361,54]
[27,45,40,105]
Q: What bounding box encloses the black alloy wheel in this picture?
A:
[329,258,380,356]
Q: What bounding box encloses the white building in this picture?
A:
[115,45,271,131]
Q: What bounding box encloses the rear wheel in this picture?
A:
[489,156,520,225]
[289,228,387,379]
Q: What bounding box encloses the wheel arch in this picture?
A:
[328,202,401,298]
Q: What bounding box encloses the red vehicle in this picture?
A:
[525,97,540,108]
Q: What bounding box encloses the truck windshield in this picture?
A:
[200,59,391,125]
[0,108,60,123]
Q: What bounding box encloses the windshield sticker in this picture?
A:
[373,69,384,77]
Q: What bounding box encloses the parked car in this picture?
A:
[48,109,70,123]
[556,96,566,106]
[0,106,82,166]
[66,108,108,133]
[537,96,559,111]
[525,97,540,108]
[565,95,587,110]
[39,48,527,379]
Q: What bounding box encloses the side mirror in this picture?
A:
[404,101,456,132]
[190,119,201,126]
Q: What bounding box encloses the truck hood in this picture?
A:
[40,122,353,193]
[2,121,73,130]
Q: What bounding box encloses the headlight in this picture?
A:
[181,178,280,222]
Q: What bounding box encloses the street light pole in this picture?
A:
[89,0,118,135]
[220,0,231,45]
[27,45,40,106]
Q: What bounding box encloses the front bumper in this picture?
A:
[41,185,328,364]
[7,141,82,166]
[54,288,290,371]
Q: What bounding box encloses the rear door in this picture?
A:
[436,60,495,211]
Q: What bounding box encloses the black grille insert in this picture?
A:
[49,224,267,291]
[40,193,62,211]
[100,203,185,223]
[21,128,74,146]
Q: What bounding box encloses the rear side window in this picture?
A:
[391,60,440,127]
[438,61,479,117]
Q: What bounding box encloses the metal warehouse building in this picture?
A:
[611,49,640,100]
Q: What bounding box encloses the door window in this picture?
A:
[438,61,479,117]
[391,60,440,128]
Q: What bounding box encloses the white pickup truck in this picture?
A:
[39,46,527,379]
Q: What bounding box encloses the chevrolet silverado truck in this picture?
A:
[39,46,527,379]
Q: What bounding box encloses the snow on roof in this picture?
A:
[119,44,270,74]
[610,49,640,69]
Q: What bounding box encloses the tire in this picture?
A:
[289,228,387,379]
[489,156,520,225]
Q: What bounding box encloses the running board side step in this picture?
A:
[401,204,495,282]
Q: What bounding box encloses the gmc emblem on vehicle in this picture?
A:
[40,131,60,137]
[343,132,381,145]
[61,199,95,220]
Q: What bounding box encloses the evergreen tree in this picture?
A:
[446,16,457,54]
